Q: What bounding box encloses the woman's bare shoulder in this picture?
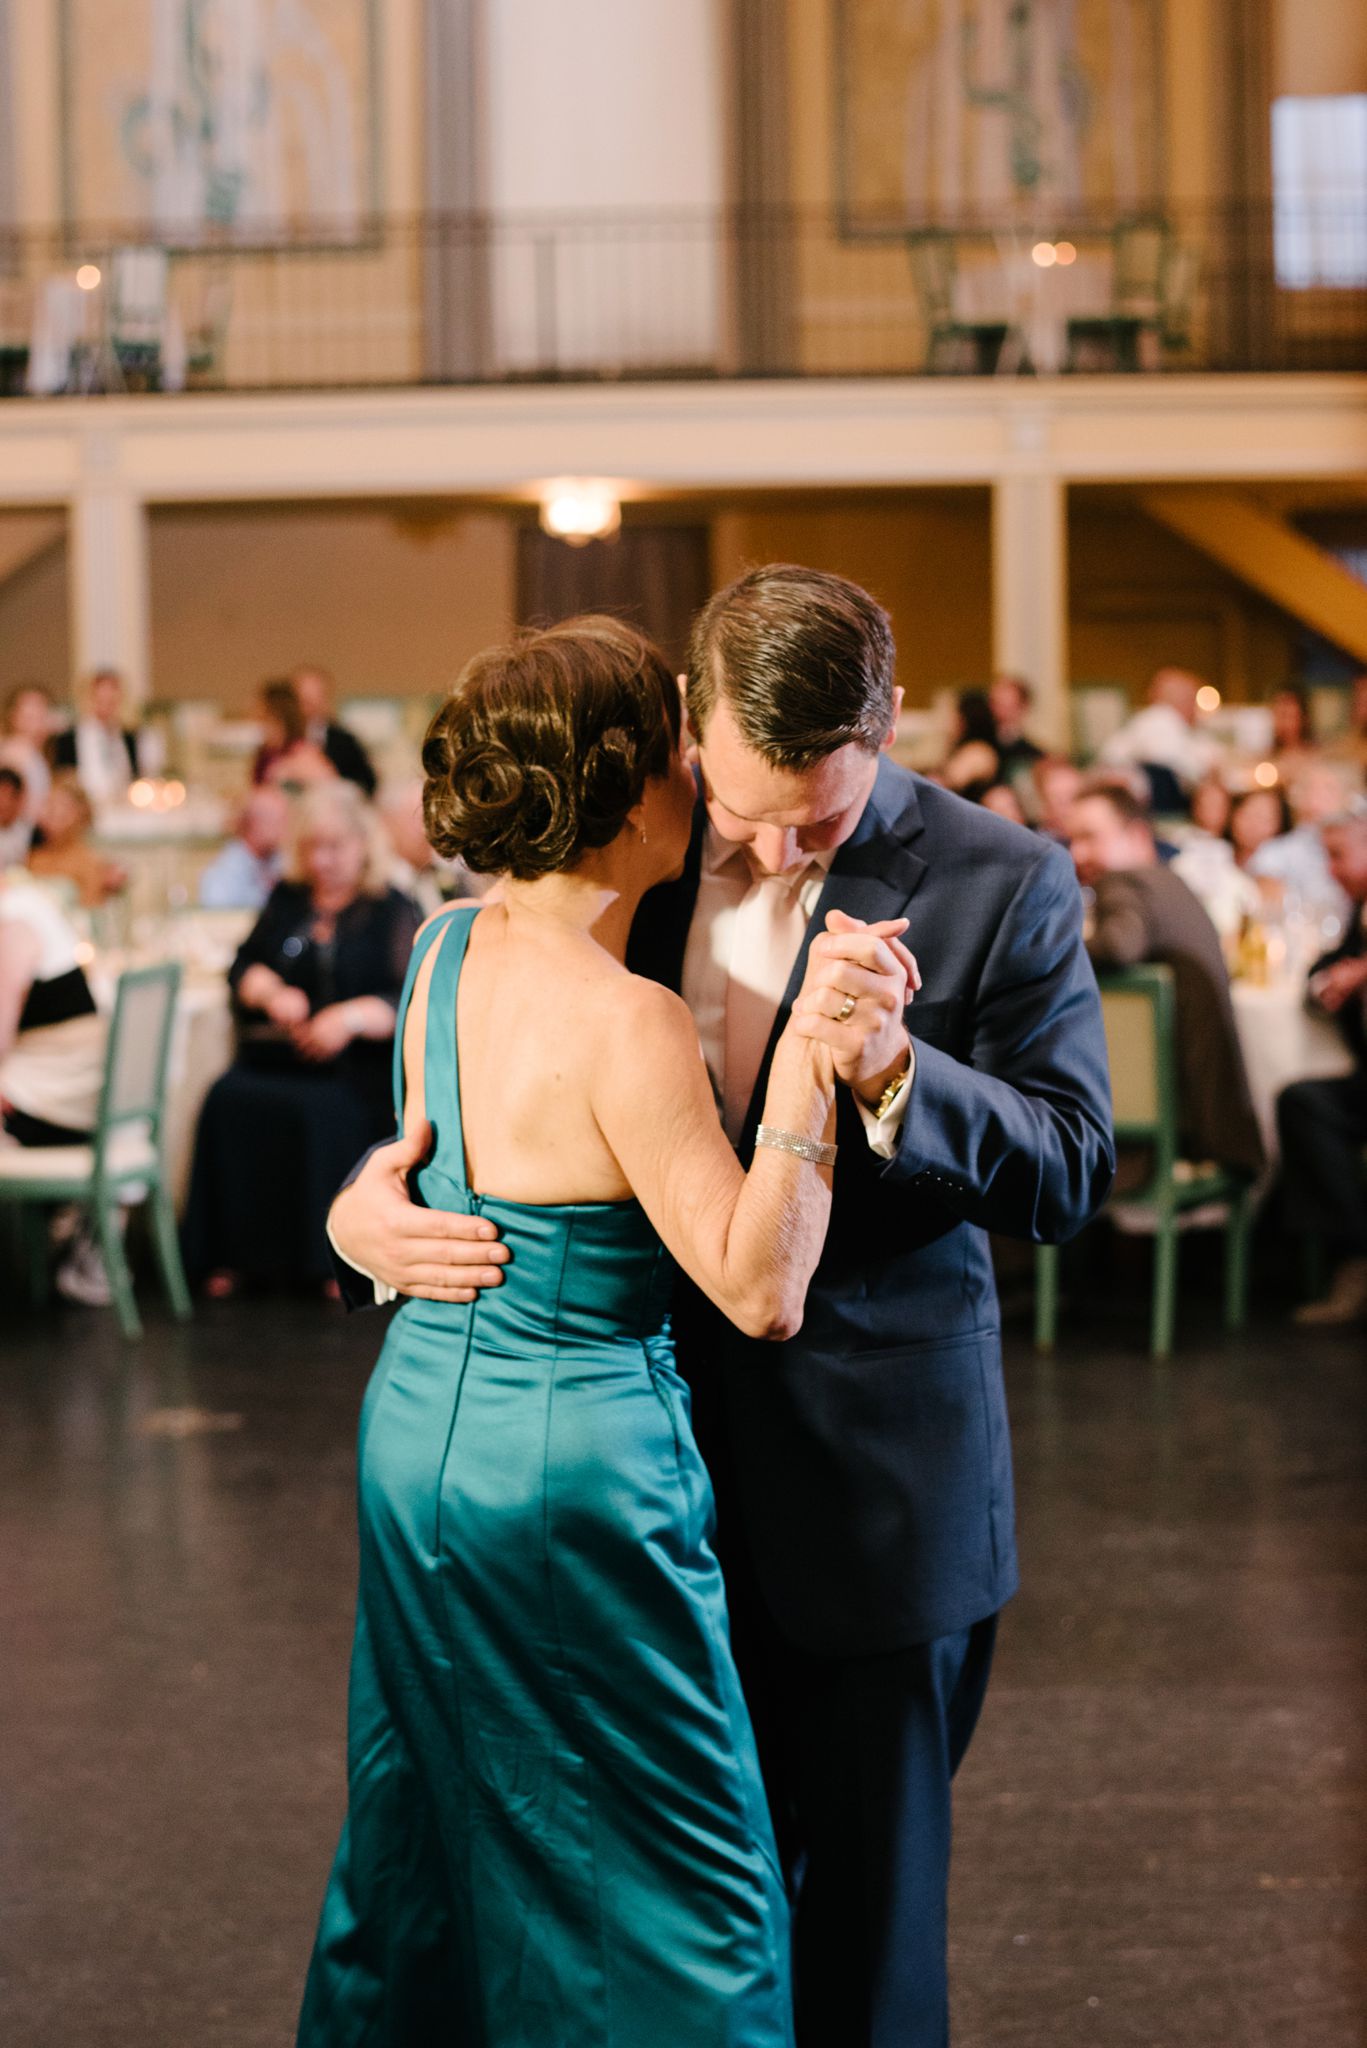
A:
[598,970,699,1065]
[413,895,486,945]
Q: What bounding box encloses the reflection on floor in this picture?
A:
[1,1287,1363,2048]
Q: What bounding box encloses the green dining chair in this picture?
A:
[1034,964,1253,1359]
[0,960,193,1340]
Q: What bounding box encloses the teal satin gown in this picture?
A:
[298,906,793,2047]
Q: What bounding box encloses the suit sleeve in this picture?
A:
[880,841,1115,1243]
[1087,873,1150,968]
[328,1138,395,1311]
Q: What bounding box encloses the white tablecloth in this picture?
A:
[1231,979,1354,1162]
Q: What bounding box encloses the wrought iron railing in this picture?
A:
[0,202,1364,396]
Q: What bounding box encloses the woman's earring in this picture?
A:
[638,824,648,846]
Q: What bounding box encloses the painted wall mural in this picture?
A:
[836,0,1165,222]
[60,0,379,238]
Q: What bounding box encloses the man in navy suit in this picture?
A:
[328,567,1115,2045]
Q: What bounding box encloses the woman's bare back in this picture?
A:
[403,903,646,1205]
[402,899,837,1341]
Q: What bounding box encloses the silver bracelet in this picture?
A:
[755,1124,838,1168]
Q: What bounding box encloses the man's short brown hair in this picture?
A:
[1077,777,1154,830]
[686,565,895,770]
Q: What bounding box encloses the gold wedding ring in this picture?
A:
[835,994,857,1023]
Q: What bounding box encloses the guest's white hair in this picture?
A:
[285,779,391,896]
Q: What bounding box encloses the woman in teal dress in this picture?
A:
[297,619,900,2047]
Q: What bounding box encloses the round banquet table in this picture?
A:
[1230,978,1354,1164]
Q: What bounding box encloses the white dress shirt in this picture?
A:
[681,824,913,1157]
[74,718,135,806]
[342,832,915,1302]
[1098,703,1221,791]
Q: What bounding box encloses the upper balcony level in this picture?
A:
[2,201,1365,398]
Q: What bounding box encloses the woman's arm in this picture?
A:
[0,920,39,1062]
[592,980,836,1341]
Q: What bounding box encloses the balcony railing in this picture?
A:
[1,203,1364,397]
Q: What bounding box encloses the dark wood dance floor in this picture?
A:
[2,1280,1363,2046]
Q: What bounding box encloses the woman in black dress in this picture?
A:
[183,781,420,1294]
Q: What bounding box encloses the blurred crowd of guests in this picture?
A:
[0,664,479,1308]
[933,665,1367,1326]
[4,650,1366,1326]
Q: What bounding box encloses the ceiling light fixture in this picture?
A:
[539,479,621,547]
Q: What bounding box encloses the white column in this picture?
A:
[68,467,151,705]
[991,473,1069,751]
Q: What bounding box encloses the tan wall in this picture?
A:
[1275,0,1367,95]
[147,504,517,707]
[711,489,1302,706]
[1068,497,1297,701]
[0,490,1317,723]
[711,494,994,702]
[0,525,69,692]
[9,0,425,386]
[780,0,1367,372]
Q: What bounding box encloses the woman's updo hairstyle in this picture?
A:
[422,616,682,880]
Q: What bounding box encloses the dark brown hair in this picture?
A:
[260,678,305,746]
[1077,777,1154,830]
[686,564,895,770]
[422,616,681,880]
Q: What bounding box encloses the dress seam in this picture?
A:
[540,1211,614,2040]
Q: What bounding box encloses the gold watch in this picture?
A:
[872,1052,912,1121]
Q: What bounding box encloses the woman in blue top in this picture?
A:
[297,617,908,2047]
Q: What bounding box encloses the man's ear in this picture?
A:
[679,674,702,760]
[881,685,905,752]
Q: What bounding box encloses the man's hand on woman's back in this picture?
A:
[329,1121,510,1302]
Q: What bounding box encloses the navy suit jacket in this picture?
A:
[335,759,1114,1655]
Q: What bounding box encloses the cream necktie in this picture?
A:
[722,861,814,1145]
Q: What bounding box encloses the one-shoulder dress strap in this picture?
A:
[417,903,480,1194]
[390,912,453,1123]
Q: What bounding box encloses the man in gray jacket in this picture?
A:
[1068,779,1264,1178]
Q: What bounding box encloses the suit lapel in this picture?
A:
[739,757,929,1147]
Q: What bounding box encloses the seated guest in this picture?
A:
[0,766,32,867]
[1279,809,1367,1327]
[253,679,337,789]
[988,673,1044,781]
[182,780,421,1294]
[50,668,144,806]
[0,868,110,1304]
[0,682,54,823]
[1170,781,1261,942]
[251,679,337,789]
[1189,772,1233,840]
[1270,684,1319,787]
[377,777,483,918]
[1098,667,1222,807]
[199,785,291,911]
[942,688,1001,793]
[1068,781,1264,1178]
[27,774,127,908]
[1032,754,1084,840]
[979,781,1029,826]
[1247,763,1355,925]
[1229,786,1293,873]
[292,664,378,797]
